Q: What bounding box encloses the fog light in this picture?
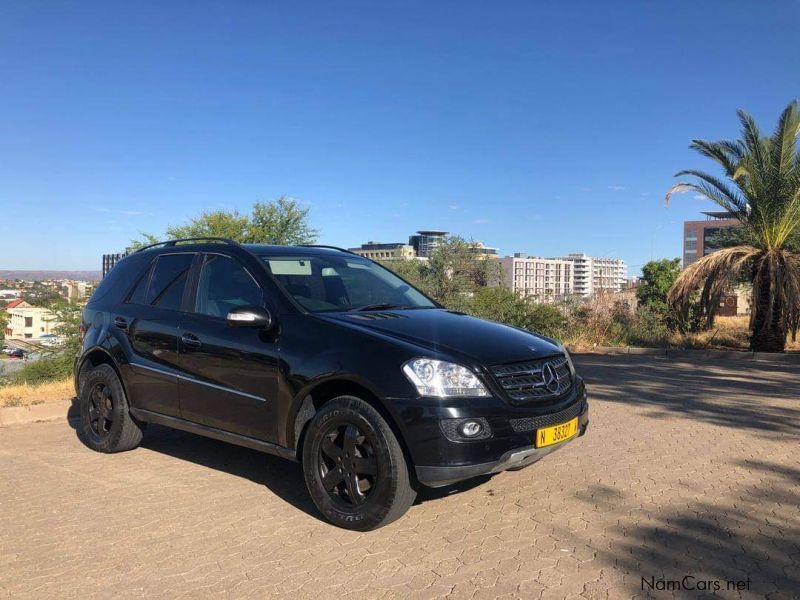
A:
[440,417,491,441]
[460,420,483,437]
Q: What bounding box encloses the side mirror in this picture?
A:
[226,306,273,330]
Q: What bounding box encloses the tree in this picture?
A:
[23,283,62,306]
[789,308,800,343]
[666,100,800,352]
[378,258,427,293]
[424,237,504,308]
[636,258,681,314]
[380,237,503,309]
[47,299,83,353]
[132,196,319,248]
[165,210,251,241]
[248,197,319,245]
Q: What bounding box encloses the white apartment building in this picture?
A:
[499,254,574,302]
[555,253,627,296]
[4,301,59,340]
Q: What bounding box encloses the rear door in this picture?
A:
[121,252,195,418]
[177,252,280,441]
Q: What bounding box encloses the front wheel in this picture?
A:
[302,396,417,531]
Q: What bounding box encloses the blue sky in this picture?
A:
[1,1,798,273]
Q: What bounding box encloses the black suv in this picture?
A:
[75,238,589,530]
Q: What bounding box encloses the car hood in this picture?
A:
[316,308,562,366]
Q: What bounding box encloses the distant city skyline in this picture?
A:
[1,2,797,273]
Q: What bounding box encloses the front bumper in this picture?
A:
[391,378,590,488]
[416,406,588,486]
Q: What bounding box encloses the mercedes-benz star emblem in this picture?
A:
[542,362,560,393]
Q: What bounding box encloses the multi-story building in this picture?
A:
[682,211,739,267]
[103,253,127,278]
[348,242,417,261]
[4,300,59,340]
[500,254,574,302]
[466,241,499,258]
[61,280,92,301]
[555,253,627,296]
[408,230,448,258]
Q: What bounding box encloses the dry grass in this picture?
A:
[0,378,74,408]
[673,316,751,349]
[672,316,800,351]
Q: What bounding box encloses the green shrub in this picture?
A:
[466,287,566,339]
[624,307,672,347]
[4,352,74,386]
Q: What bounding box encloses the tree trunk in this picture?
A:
[749,263,787,352]
[789,309,799,343]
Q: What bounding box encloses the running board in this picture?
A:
[130,408,297,461]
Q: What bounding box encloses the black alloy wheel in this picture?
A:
[302,396,417,531]
[318,423,379,507]
[78,363,145,453]
[88,382,114,438]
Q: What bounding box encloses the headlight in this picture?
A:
[402,359,490,397]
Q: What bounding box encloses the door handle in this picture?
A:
[181,333,202,349]
[114,317,128,330]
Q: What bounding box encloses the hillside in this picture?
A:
[0,270,102,282]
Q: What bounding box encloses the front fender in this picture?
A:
[283,368,415,455]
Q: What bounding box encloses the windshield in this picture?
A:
[261,255,437,313]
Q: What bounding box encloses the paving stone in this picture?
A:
[0,356,798,598]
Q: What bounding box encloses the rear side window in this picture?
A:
[126,265,152,305]
[88,256,150,305]
[146,254,194,311]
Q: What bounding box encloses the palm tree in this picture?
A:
[665,100,800,352]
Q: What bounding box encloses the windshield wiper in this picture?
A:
[349,303,407,312]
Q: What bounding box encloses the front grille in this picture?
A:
[491,355,573,403]
[509,399,586,432]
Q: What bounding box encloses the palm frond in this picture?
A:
[674,169,749,213]
[737,109,768,171]
[664,181,748,224]
[770,101,800,177]
[689,140,740,177]
[668,246,760,318]
[783,252,800,314]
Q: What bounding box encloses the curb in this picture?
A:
[570,345,800,363]
[0,398,77,427]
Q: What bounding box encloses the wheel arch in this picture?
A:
[291,378,416,478]
[76,347,128,400]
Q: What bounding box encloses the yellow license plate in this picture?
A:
[535,417,579,448]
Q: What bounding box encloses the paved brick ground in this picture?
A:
[1,355,799,599]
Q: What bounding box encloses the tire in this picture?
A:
[78,364,145,453]
[302,396,417,531]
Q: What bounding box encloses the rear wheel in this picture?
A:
[79,364,145,453]
[302,396,416,531]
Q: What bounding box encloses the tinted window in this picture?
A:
[88,255,150,305]
[195,254,263,318]
[126,262,153,304]
[146,254,193,310]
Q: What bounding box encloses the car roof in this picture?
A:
[132,242,355,260]
[243,244,352,257]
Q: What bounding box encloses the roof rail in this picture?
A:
[134,237,240,253]
[299,244,359,256]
